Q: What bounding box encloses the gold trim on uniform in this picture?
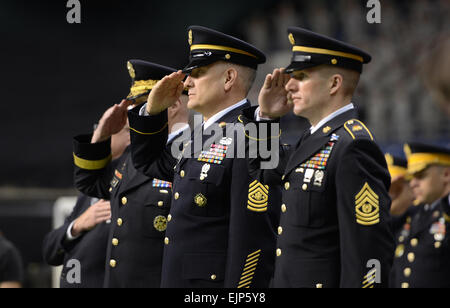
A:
[288,33,295,46]
[237,115,282,141]
[444,213,450,223]
[127,79,158,98]
[188,29,193,46]
[362,269,377,288]
[129,122,169,136]
[127,61,136,79]
[247,180,269,212]
[322,126,331,134]
[407,153,450,175]
[73,154,112,171]
[355,182,380,226]
[344,119,374,141]
[292,46,364,63]
[190,44,258,59]
[237,250,261,288]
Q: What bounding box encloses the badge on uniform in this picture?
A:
[303,169,314,183]
[247,180,269,213]
[200,164,210,181]
[355,182,380,226]
[194,193,207,207]
[110,170,123,188]
[313,170,325,187]
[220,137,233,146]
[152,179,172,189]
[153,215,167,232]
[198,143,228,165]
[430,218,446,242]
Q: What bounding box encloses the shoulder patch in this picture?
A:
[344,119,374,141]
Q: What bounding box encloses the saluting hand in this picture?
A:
[91,99,133,143]
[71,199,111,237]
[146,71,185,115]
[258,68,292,118]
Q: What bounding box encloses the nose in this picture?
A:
[409,177,419,189]
[184,75,193,89]
[285,77,296,93]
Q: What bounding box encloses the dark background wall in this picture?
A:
[0,0,275,188]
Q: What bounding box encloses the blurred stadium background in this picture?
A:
[0,0,448,287]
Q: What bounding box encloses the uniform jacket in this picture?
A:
[391,194,450,288]
[1,236,24,285]
[73,140,172,288]
[240,107,395,288]
[127,101,281,288]
[42,194,109,288]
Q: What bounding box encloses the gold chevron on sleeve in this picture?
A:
[355,182,380,226]
[247,180,269,212]
[237,250,261,288]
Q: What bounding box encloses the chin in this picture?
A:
[293,106,305,117]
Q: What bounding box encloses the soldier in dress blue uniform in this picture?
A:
[0,232,23,288]
[239,27,395,288]
[72,60,190,288]
[385,153,417,241]
[391,142,450,288]
[43,120,129,288]
[43,196,112,288]
[127,26,281,288]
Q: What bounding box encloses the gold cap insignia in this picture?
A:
[127,61,136,79]
[288,33,295,46]
[331,58,338,65]
[355,182,380,226]
[352,125,363,132]
[247,180,269,212]
[194,193,207,207]
[153,215,168,232]
[188,29,193,46]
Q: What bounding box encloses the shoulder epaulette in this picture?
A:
[343,119,374,141]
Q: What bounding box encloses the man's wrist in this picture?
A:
[66,221,82,241]
[256,107,275,121]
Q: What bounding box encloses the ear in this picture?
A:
[224,67,238,92]
[443,166,450,184]
[329,74,343,96]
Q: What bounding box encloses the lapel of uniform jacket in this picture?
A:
[284,109,358,176]
[118,151,152,195]
[410,199,443,238]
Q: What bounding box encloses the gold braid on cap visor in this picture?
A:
[127,79,158,98]
[407,153,450,174]
[292,46,364,63]
[190,44,258,59]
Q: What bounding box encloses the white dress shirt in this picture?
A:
[310,103,354,134]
